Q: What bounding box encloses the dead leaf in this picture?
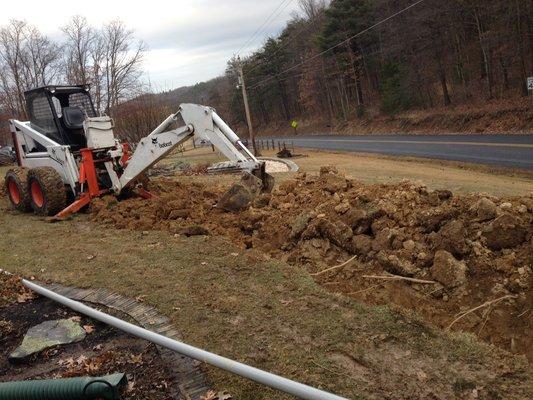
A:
[16,292,35,303]
[75,355,88,365]
[135,295,147,302]
[130,353,143,364]
[201,390,233,400]
[83,325,95,334]
[58,357,75,367]
[126,381,136,393]
[69,316,82,323]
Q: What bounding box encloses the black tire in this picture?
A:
[4,168,31,212]
[27,167,67,216]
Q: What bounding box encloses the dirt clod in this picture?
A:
[483,213,527,250]
[431,250,468,288]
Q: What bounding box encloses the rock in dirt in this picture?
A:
[377,251,419,277]
[9,319,86,361]
[291,212,312,239]
[301,218,354,251]
[482,213,527,250]
[217,174,262,212]
[428,189,453,206]
[430,250,467,288]
[519,197,533,213]
[432,220,470,257]
[317,218,353,250]
[470,198,498,221]
[334,201,351,215]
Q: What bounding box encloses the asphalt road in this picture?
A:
[262,134,533,170]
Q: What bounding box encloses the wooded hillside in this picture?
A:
[158,0,532,135]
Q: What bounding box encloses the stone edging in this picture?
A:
[40,282,212,400]
[258,156,300,172]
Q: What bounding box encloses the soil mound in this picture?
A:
[90,170,533,359]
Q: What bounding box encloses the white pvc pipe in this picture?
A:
[22,279,348,400]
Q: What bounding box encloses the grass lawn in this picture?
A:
[0,200,530,399]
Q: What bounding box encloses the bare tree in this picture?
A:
[0,20,29,117]
[0,20,61,118]
[61,16,94,85]
[101,19,146,114]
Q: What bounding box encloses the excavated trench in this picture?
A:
[90,167,533,360]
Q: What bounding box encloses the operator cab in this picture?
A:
[25,85,97,151]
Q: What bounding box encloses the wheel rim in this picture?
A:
[8,179,21,205]
[31,181,44,208]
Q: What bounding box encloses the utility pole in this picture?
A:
[237,58,259,156]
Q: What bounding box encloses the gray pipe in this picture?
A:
[22,280,348,400]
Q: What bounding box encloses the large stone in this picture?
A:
[433,220,470,257]
[430,250,467,288]
[470,198,497,221]
[483,213,527,250]
[217,174,262,212]
[290,212,312,239]
[317,218,353,249]
[9,319,86,361]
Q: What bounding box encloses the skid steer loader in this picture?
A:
[4,85,273,217]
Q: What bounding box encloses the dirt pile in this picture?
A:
[91,169,532,358]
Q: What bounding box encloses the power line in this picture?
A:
[235,0,294,56]
[248,0,427,90]
[244,22,313,76]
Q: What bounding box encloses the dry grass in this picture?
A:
[289,148,533,197]
[156,146,533,197]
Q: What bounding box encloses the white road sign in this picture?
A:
[528,76,533,91]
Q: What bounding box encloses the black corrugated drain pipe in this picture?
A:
[0,373,127,400]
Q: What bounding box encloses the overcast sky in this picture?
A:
[1,0,301,90]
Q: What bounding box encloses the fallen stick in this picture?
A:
[310,255,357,276]
[362,274,437,284]
[446,294,517,331]
[346,284,382,296]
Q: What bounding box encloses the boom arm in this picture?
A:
[118,104,264,192]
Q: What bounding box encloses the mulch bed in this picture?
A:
[0,274,174,399]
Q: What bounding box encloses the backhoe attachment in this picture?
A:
[119,103,274,196]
